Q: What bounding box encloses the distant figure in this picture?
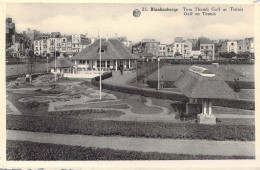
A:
[29,75,32,82]
[160,76,164,89]
[120,65,123,75]
[26,74,30,82]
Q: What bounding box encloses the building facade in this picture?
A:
[71,39,138,72]
[237,38,254,53]
[159,44,167,57]
[200,42,215,60]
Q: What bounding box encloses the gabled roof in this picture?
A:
[49,58,75,68]
[71,39,139,60]
[174,66,239,99]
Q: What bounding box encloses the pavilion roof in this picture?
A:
[71,39,139,60]
[174,66,239,99]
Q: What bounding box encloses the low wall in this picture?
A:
[64,73,100,79]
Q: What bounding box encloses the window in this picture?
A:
[176,44,179,47]
[239,46,242,50]
[107,61,110,67]
[231,43,234,46]
[201,46,204,49]
[205,46,208,49]
[79,60,86,64]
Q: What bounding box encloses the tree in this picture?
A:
[6,48,14,58]
[63,52,69,59]
[237,52,251,60]
[219,52,236,60]
[25,49,34,59]
[55,51,60,57]
[198,55,202,61]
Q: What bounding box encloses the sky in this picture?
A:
[6,3,255,44]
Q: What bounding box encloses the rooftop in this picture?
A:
[71,39,139,60]
[174,66,239,99]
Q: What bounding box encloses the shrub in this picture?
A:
[6,140,254,160]
[7,115,255,141]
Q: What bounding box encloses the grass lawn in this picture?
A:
[238,89,255,100]
[124,95,162,114]
[6,140,254,160]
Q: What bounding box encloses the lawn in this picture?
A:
[6,140,254,160]
[124,95,163,114]
[238,89,255,100]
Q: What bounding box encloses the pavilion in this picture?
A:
[71,38,139,72]
[174,65,239,124]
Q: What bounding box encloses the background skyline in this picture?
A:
[6,3,254,43]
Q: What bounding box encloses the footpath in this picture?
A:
[7,130,254,157]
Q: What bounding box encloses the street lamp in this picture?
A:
[47,56,49,73]
[227,44,233,81]
[157,57,160,90]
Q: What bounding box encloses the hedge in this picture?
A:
[167,60,254,65]
[147,80,254,89]
[212,99,255,111]
[7,115,255,141]
[146,80,176,88]
[226,81,254,89]
[7,140,254,160]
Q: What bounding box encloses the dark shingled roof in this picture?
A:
[174,67,239,99]
[71,39,139,60]
[49,58,75,68]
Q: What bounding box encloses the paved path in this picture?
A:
[7,130,255,157]
[6,98,21,115]
[103,71,136,86]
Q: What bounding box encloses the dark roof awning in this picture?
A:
[174,66,239,100]
[71,39,139,60]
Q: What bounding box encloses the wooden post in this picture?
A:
[208,99,212,117]
[116,60,118,71]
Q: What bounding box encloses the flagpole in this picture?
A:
[55,39,57,81]
[99,30,102,100]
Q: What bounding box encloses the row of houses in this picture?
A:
[49,38,139,78]
[132,36,254,61]
[132,37,216,61]
[33,34,94,57]
[217,38,254,54]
